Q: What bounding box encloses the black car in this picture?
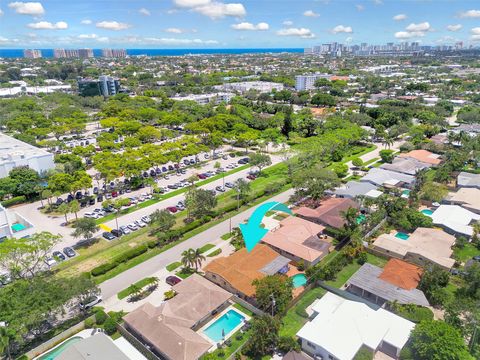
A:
[150,169,156,177]
[63,247,76,257]
[80,201,87,208]
[56,198,64,205]
[183,159,190,165]
[88,198,95,205]
[93,187,99,194]
[189,159,195,165]
[168,165,174,171]
[75,191,83,200]
[162,166,167,172]
[102,232,115,241]
[229,153,235,158]
[111,229,122,237]
[143,171,149,178]
[52,251,66,261]
[156,168,162,175]
[66,194,74,203]
[97,194,104,202]
[103,205,114,213]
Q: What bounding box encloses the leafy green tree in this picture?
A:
[69,199,80,220]
[249,153,272,174]
[185,188,217,219]
[419,265,450,306]
[331,163,349,178]
[8,166,40,199]
[243,315,280,357]
[408,320,474,360]
[311,93,336,107]
[292,165,339,200]
[150,209,176,233]
[71,217,99,242]
[234,178,251,205]
[294,109,318,137]
[379,149,395,163]
[253,274,293,315]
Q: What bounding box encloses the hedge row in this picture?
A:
[1,195,26,207]
[90,245,148,276]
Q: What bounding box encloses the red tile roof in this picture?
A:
[379,259,423,290]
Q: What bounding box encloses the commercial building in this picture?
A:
[78,76,120,97]
[215,81,284,93]
[297,291,415,360]
[171,92,233,105]
[23,49,42,59]
[0,132,54,178]
[101,48,127,58]
[295,73,330,91]
[0,204,34,241]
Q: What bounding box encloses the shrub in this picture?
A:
[84,317,96,328]
[91,262,117,276]
[115,245,148,263]
[1,195,26,207]
[147,240,158,248]
[164,290,176,300]
[95,310,107,325]
[295,307,309,318]
[103,317,117,335]
[277,336,300,353]
[331,163,349,178]
[379,149,395,163]
[357,252,368,265]
[297,260,305,271]
[352,158,363,167]
[353,346,374,360]
[207,248,222,257]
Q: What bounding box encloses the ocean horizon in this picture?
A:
[0,48,303,58]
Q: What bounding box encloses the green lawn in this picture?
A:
[203,329,251,359]
[199,243,215,253]
[363,157,380,166]
[117,277,158,299]
[207,248,222,257]
[233,302,254,317]
[166,262,181,272]
[453,243,480,264]
[279,287,326,337]
[221,232,232,240]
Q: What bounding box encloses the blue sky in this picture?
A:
[1,0,480,48]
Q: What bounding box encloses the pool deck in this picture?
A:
[199,304,251,348]
[286,266,306,298]
[33,329,92,360]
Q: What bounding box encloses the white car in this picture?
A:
[141,215,151,223]
[127,223,138,231]
[80,295,102,309]
[93,209,105,216]
[134,220,146,228]
[44,257,57,267]
[84,212,99,219]
[120,225,131,234]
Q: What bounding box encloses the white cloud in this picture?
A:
[331,25,353,34]
[447,24,462,32]
[372,0,383,5]
[78,33,98,39]
[143,37,219,45]
[139,7,150,16]
[8,1,44,15]
[0,9,3,16]
[471,27,480,41]
[174,0,211,7]
[283,20,293,26]
[458,9,480,18]
[165,27,184,33]
[81,19,92,25]
[356,4,364,11]
[28,21,68,30]
[406,22,430,32]
[345,36,353,43]
[393,14,407,21]
[303,10,319,17]
[193,2,246,19]
[394,31,422,39]
[96,21,131,30]
[276,27,315,38]
[231,22,268,30]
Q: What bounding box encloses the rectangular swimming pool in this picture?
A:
[203,309,245,343]
[395,232,410,240]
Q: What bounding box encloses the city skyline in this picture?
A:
[1,0,480,48]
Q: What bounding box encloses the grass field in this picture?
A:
[117,277,158,299]
[166,262,181,272]
[453,243,480,264]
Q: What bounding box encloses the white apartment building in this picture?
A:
[295,73,330,91]
[0,204,34,241]
[0,133,55,178]
[215,81,284,93]
[171,92,234,105]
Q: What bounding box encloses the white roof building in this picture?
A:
[0,204,35,241]
[297,292,415,360]
[431,205,480,237]
[0,133,55,178]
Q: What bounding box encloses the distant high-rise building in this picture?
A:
[78,75,120,97]
[23,49,42,59]
[54,49,80,58]
[78,49,94,59]
[455,41,463,50]
[53,49,66,58]
[295,74,330,91]
[101,48,127,58]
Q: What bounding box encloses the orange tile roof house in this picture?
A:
[123,274,232,360]
[295,197,359,229]
[261,216,330,266]
[399,149,442,166]
[204,244,291,301]
[346,259,429,307]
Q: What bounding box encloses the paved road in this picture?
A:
[100,188,294,299]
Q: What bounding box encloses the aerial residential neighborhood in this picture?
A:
[1,1,480,360]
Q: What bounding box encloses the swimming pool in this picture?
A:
[395,232,410,240]
[356,214,366,224]
[37,336,83,360]
[421,209,433,216]
[292,273,308,288]
[203,309,245,342]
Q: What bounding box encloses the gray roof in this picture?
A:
[455,123,480,133]
[334,181,378,198]
[360,168,415,187]
[261,255,291,275]
[346,263,430,307]
[57,334,130,360]
[457,172,480,189]
[380,157,431,175]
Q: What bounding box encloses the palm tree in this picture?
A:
[181,249,196,270]
[69,200,80,221]
[192,248,206,271]
[57,202,69,224]
[128,284,142,301]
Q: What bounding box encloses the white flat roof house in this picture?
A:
[0,204,34,241]
[0,133,55,178]
[431,205,480,237]
[297,292,415,360]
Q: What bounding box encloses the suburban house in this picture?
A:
[360,168,415,189]
[261,216,332,267]
[443,188,480,215]
[346,259,429,307]
[398,149,442,166]
[371,228,456,270]
[297,291,415,360]
[430,205,480,238]
[295,197,359,230]
[57,333,131,360]
[457,171,480,189]
[123,274,232,360]
[380,157,432,175]
[334,181,383,199]
[204,244,290,302]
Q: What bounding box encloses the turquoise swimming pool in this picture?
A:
[37,336,83,360]
[292,273,308,288]
[421,209,433,216]
[203,309,245,342]
[395,232,410,240]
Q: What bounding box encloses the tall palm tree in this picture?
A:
[181,249,196,270]
[192,248,207,271]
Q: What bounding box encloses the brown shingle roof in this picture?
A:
[295,198,359,229]
[399,149,441,165]
[204,244,281,297]
[379,259,423,290]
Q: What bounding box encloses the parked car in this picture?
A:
[44,257,57,267]
[111,229,122,238]
[222,155,228,160]
[93,208,105,216]
[120,225,131,234]
[88,198,96,206]
[79,295,102,309]
[111,191,118,198]
[93,187,99,194]
[215,186,226,192]
[102,232,115,241]
[63,247,76,258]
[225,182,234,188]
[167,206,178,213]
[162,166,167,172]
[197,174,207,180]
[246,174,256,180]
[166,276,182,286]
[84,212,99,219]
[141,215,151,223]
[127,223,138,231]
[52,251,66,261]
[134,220,146,228]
